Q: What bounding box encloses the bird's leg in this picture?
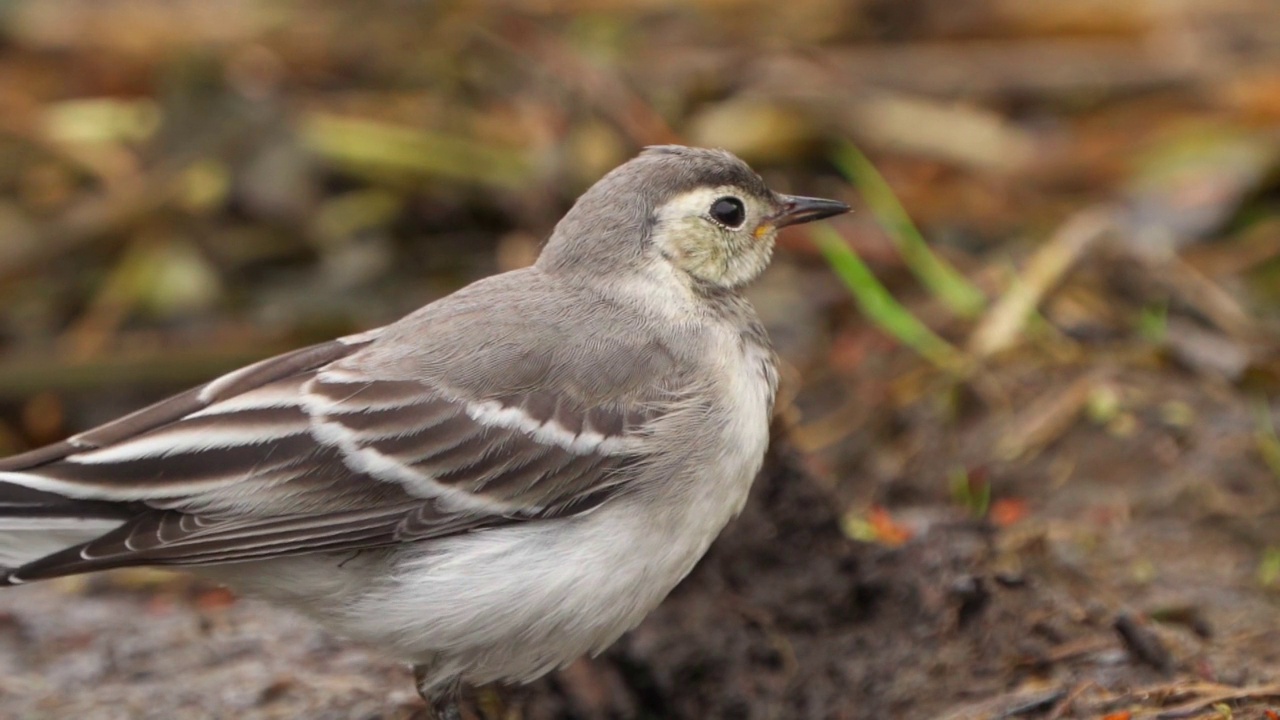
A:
[432,700,464,720]
[472,684,512,720]
[414,666,464,720]
[413,664,432,704]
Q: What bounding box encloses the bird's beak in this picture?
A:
[772,194,851,227]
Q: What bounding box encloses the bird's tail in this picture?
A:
[0,482,128,584]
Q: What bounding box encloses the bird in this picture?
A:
[0,145,848,718]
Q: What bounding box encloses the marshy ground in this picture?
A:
[1,1,1280,718]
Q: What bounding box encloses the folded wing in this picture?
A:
[0,329,658,583]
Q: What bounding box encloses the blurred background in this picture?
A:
[1,0,1279,718]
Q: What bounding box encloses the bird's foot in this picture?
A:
[412,666,511,720]
[414,666,457,720]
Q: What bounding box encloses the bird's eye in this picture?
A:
[709,197,746,229]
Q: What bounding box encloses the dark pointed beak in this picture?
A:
[772,194,851,228]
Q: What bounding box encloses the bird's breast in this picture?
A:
[708,333,777,517]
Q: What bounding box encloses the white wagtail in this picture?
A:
[0,145,848,716]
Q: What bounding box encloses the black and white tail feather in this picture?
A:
[0,308,654,585]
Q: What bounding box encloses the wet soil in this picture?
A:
[3,361,1279,719]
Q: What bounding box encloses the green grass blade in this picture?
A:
[811,225,966,371]
[833,142,986,319]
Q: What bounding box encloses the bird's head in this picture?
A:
[539,145,849,291]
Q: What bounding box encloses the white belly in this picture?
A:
[360,501,734,689]
[205,332,777,692]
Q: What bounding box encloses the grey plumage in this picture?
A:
[0,145,848,706]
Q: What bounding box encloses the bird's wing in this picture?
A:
[0,323,666,582]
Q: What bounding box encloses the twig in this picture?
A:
[968,206,1116,358]
[1115,613,1174,675]
[1149,684,1280,719]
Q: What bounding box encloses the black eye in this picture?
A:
[709,197,746,228]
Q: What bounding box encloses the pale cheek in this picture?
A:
[700,234,743,273]
[656,220,775,287]
[720,232,775,287]
[663,220,719,267]
[654,218,696,261]
[750,228,776,254]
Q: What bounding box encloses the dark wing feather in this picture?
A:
[0,336,373,474]
[0,329,659,583]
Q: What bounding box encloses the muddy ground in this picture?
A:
[2,1,1280,718]
[4,353,1280,719]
